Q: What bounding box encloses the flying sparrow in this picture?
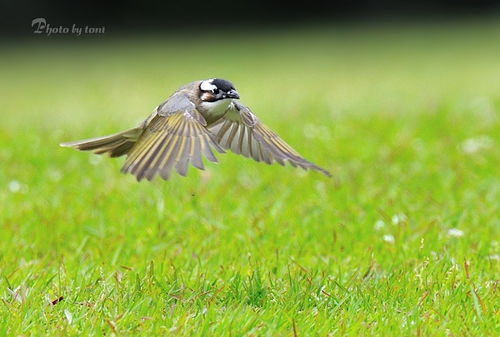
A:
[61,79,331,181]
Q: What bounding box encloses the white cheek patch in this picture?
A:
[200,80,217,91]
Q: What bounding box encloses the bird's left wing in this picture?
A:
[208,101,331,176]
[121,93,224,181]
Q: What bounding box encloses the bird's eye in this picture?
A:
[212,88,219,94]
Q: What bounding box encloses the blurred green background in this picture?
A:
[0,19,499,336]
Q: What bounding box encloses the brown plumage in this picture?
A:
[61,79,331,181]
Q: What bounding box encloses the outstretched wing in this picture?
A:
[208,101,331,176]
[121,93,224,181]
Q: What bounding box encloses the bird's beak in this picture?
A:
[225,89,240,99]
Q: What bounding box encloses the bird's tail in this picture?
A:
[60,128,142,157]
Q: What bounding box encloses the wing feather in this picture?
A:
[208,101,331,176]
[201,134,218,163]
[122,109,224,181]
[190,135,205,170]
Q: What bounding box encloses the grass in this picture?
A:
[0,19,499,336]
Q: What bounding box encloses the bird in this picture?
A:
[60,78,331,181]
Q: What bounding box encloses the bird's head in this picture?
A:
[199,78,240,102]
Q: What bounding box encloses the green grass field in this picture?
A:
[1,20,499,336]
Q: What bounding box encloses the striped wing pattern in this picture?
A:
[121,111,224,181]
[208,102,331,177]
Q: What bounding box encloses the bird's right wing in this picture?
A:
[208,101,331,176]
[121,94,224,181]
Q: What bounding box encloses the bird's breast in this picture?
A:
[199,99,232,124]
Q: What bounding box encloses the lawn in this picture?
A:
[0,20,499,336]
